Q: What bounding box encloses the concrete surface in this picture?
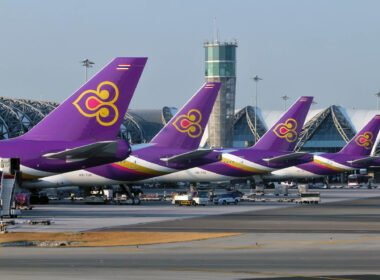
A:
[1,189,380,279]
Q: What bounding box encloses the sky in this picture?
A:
[0,0,380,110]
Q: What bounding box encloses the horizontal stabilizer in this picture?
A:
[160,149,216,163]
[347,156,380,165]
[263,152,310,163]
[43,141,120,162]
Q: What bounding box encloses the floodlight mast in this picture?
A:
[375,92,380,110]
[252,75,262,143]
[281,95,290,111]
[81,59,95,82]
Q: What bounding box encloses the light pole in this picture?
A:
[81,59,95,82]
[375,92,380,110]
[252,75,262,143]
[281,95,290,111]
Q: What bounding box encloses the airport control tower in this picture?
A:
[204,40,237,148]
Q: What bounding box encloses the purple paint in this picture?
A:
[3,57,147,175]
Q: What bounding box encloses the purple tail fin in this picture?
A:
[339,115,380,156]
[150,82,221,150]
[21,57,147,141]
[253,96,313,151]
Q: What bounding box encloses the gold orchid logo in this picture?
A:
[73,81,119,126]
[355,131,373,150]
[273,118,298,142]
[172,109,202,138]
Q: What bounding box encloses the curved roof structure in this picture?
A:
[294,105,357,152]
[0,96,377,154]
[0,98,178,144]
[233,106,266,147]
[233,105,379,152]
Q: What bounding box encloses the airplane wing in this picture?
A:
[43,141,120,162]
[347,156,380,165]
[263,152,311,163]
[160,149,217,163]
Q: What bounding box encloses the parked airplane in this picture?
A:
[23,82,222,188]
[267,115,380,179]
[133,96,314,183]
[1,57,147,178]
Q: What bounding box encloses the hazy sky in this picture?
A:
[1,0,380,110]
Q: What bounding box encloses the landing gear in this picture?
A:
[120,184,142,205]
[133,197,141,205]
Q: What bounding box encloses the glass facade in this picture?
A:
[301,114,346,153]
[233,107,267,148]
[233,114,255,148]
[205,45,236,61]
[205,44,236,77]
[205,62,235,77]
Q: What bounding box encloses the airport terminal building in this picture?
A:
[0,96,378,154]
[0,96,379,182]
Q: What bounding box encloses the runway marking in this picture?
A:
[201,236,380,250]
[166,268,354,280]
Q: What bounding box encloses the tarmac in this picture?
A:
[108,196,380,233]
[1,188,380,279]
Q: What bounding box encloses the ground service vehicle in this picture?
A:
[347,174,372,187]
[274,184,288,196]
[192,191,209,205]
[296,192,320,204]
[172,191,209,206]
[213,193,240,205]
[172,193,194,205]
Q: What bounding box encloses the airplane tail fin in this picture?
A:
[338,115,380,156]
[150,82,221,150]
[21,57,147,141]
[252,96,313,151]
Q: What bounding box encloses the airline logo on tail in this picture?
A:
[73,81,119,126]
[172,109,202,138]
[355,132,373,150]
[273,118,298,142]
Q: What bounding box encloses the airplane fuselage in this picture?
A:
[22,143,221,188]
[0,138,129,178]
[268,153,375,179]
[139,148,313,183]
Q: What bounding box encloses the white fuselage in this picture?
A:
[22,154,177,189]
[139,153,276,183]
[267,155,355,179]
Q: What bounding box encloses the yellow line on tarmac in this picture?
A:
[166,268,354,280]
[202,236,380,250]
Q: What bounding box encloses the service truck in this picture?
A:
[172,191,209,206]
[274,184,288,196]
[296,192,320,204]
